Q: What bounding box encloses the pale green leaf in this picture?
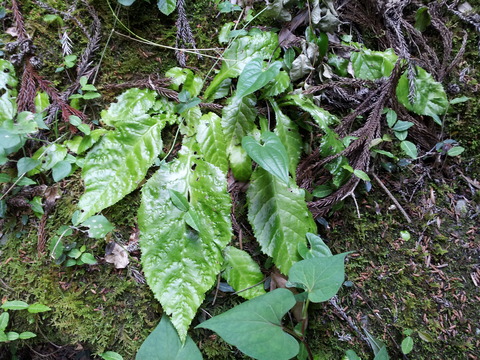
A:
[157,0,176,15]
[297,233,333,259]
[247,168,316,274]
[391,120,414,132]
[288,253,348,302]
[351,47,398,79]
[100,88,157,127]
[196,289,299,360]
[0,331,6,342]
[385,108,397,128]
[196,113,228,174]
[290,54,314,81]
[447,146,465,157]
[52,160,72,181]
[117,0,136,5]
[80,253,97,265]
[168,189,190,212]
[27,303,51,313]
[234,59,282,100]
[204,31,280,100]
[282,94,338,130]
[0,129,22,149]
[345,350,362,360]
[0,313,9,332]
[137,315,202,360]
[222,246,266,299]
[30,144,67,175]
[7,331,19,341]
[242,132,290,184]
[17,157,40,175]
[396,67,448,117]
[76,115,167,224]
[374,346,389,360]
[394,130,408,141]
[0,60,18,91]
[229,145,252,181]
[19,331,36,340]
[401,336,414,354]
[81,215,114,238]
[34,92,50,113]
[99,352,123,360]
[449,96,470,105]
[400,140,418,159]
[271,100,302,178]
[1,301,29,311]
[353,169,370,182]
[139,143,232,341]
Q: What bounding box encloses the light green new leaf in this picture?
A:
[223,246,266,300]
[100,88,157,127]
[247,168,316,274]
[30,144,67,175]
[196,113,228,174]
[139,143,232,341]
[157,0,176,15]
[234,59,282,100]
[400,140,417,159]
[270,100,302,178]
[222,95,257,146]
[136,315,202,360]
[27,303,51,313]
[169,189,190,212]
[396,67,448,117]
[1,301,29,311]
[401,337,414,355]
[0,313,9,332]
[19,331,36,340]
[229,145,252,181]
[7,332,19,341]
[99,351,123,360]
[242,132,290,184]
[288,253,349,303]
[76,115,167,224]
[351,47,398,80]
[196,289,299,360]
[282,94,338,130]
[204,31,280,99]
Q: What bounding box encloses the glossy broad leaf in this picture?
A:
[396,67,448,117]
[351,47,397,80]
[196,289,299,360]
[196,113,228,174]
[222,95,257,147]
[288,253,349,302]
[282,94,338,130]
[136,315,202,360]
[139,142,232,341]
[242,132,290,184]
[204,31,280,99]
[298,233,333,259]
[222,246,266,300]
[76,115,168,224]
[81,215,115,238]
[247,168,316,274]
[270,99,302,178]
[234,59,282,100]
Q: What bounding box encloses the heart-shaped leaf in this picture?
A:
[196,288,299,360]
[288,253,349,303]
[136,315,202,360]
[242,132,289,184]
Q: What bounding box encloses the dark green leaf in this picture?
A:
[196,289,299,360]
[415,7,431,32]
[80,253,97,265]
[391,120,414,132]
[168,189,190,212]
[312,185,333,198]
[234,59,282,100]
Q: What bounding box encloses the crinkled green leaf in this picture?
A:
[288,253,348,302]
[27,303,51,314]
[222,246,266,300]
[1,301,29,311]
[234,59,282,100]
[76,115,168,224]
[166,67,203,97]
[396,67,448,117]
[204,31,280,100]
[81,215,114,238]
[222,95,257,146]
[136,315,202,360]
[157,0,176,15]
[282,94,338,130]
[400,140,417,159]
[139,142,232,341]
[242,132,289,184]
[351,47,398,80]
[100,88,157,127]
[262,71,291,97]
[196,288,298,360]
[247,167,316,274]
[271,99,302,178]
[196,113,228,174]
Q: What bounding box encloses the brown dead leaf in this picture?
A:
[105,242,129,269]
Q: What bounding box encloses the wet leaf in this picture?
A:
[234,59,282,100]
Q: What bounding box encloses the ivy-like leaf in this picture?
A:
[204,31,280,100]
[247,168,316,274]
[298,233,333,259]
[76,115,168,224]
[136,315,202,360]
[139,142,232,341]
[234,59,282,100]
[288,253,349,302]
[396,67,448,117]
[196,113,228,174]
[270,99,302,178]
[196,288,299,360]
[222,246,266,300]
[157,0,177,15]
[242,132,290,184]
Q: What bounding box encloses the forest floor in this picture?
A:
[1,1,479,359]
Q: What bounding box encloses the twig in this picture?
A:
[372,173,412,223]
[329,296,370,344]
